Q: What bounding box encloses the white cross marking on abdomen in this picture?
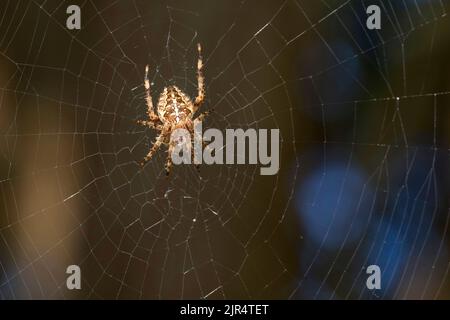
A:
[174,104,180,122]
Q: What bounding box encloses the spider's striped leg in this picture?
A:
[195,109,212,123]
[188,124,205,172]
[137,120,162,130]
[193,109,213,151]
[193,43,205,111]
[165,143,174,176]
[141,130,166,167]
[189,138,201,172]
[144,64,160,122]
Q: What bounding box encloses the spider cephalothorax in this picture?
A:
[137,43,208,175]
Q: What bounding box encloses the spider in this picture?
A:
[137,43,208,175]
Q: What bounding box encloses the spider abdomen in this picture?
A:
[157,85,193,123]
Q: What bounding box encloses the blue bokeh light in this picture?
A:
[295,161,372,250]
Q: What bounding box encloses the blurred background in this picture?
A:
[0,0,449,299]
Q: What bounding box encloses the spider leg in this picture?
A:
[144,65,161,123]
[195,109,212,123]
[188,124,202,172]
[192,149,200,173]
[193,43,205,112]
[165,143,174,176]
[136,120,162,130]
[141,130,166,167]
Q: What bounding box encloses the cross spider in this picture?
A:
[137,43,208,175]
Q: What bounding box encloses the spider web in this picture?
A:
[0,0,449,299]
